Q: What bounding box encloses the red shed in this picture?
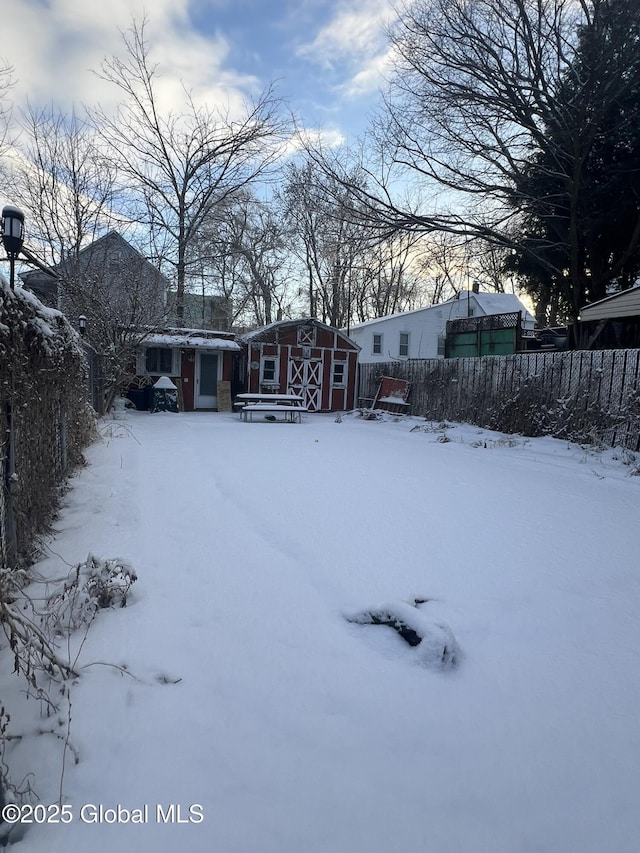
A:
[240,318,360,412]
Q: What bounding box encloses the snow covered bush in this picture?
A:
[0,554,137,827]
[42,555,137,637]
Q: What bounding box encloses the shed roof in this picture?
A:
[240,317,360,350]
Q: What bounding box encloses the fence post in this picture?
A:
[59,402,67,475]
[2,401,18,568]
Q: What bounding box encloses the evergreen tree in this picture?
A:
[508,0,640,322]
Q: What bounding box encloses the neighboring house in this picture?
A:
[20,231,168,324]
[239,318,360,412]
[577,285,640,349]
[166,290,232,331]
[349,290,535,363]
[21,232,170,414]
[128,327,241,412]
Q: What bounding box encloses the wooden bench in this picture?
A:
[240,403,307,423]
[360,377,411,416]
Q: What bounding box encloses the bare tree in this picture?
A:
[0,61,14,161]
[9,105,167,411]
[309,0,640,320]
[280,157,434,328]
[200,193,295,327]
[352,230,425,322]
[414,233,517,303]
[280,159,374,328]
[61,238,168,412]
[12,104,120,266]
[94,18,289,323]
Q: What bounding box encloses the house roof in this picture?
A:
[471,291,534,322]
[20,230,170,286]
[143,332,241,351]
[578,285,640,322]
[348,291,535,331]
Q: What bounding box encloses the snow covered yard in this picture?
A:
[5,410,640,853]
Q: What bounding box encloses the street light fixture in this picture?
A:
[1,205,25,290]
[78,315,87,336]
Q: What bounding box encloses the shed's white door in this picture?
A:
[195,352,219,409]
[288,358,322,411]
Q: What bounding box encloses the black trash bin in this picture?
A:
[127,386,152,411]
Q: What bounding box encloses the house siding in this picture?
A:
[579,287,640,322]
[350,292,534,364]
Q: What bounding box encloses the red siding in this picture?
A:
[242,320,360,411]
[181,350,196,410]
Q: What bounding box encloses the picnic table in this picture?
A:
[235,393,307,423]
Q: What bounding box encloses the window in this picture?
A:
[399,332,410,357]
[297,325,316,346]
[372,333,383,355]
[332,361,347,386]
[261,356,279,385]
[145,347,174,374]
[437,335,446,357]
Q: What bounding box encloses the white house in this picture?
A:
[348,290,536,363]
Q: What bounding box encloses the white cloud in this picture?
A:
[296,0,395,96]
[1,0,259,118]
[289,124,346,155]
[341,44,395,98]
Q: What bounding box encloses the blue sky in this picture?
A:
[2,0,396,146]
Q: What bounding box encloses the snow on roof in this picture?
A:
[471,291,535,323]
[239,317,360,348]
[240,320,287,341]
[347,304,437,331]
[161,325,233,336]
[578,284,640,320]
[143,332,240,351]
[348,291,535,331]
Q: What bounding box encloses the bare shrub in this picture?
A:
[42,555,137,637]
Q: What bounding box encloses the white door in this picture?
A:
[195,351,219,409]
[288,358,323,411]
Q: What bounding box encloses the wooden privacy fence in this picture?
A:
[445,311,522,358]
[358,349,640,451]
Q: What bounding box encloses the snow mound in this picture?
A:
[345,599,458,669]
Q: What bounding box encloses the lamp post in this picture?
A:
[1,205,25,290]
[1,205,25,567]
